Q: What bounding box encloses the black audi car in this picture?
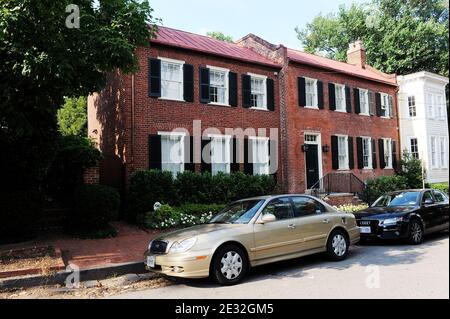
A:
[354,189,449,244]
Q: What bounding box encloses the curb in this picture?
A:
[0,261,148,290]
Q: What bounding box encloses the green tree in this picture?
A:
[0,0,159,192]
[57,96,88,136]
[397,150,425,189]
[295,0,449,76]
[207,31,234,42]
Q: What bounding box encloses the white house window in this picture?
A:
[209,67,228,105]
[383,138,392,169]
[440,137,447,168]
[335,84,346,111]
[409,138,419,159]
[250,75,267,109]
[362,137,372,169]
[359,89,369,115]
[430,136,438,168]
[408,96,416,117]
[210,135,231,176]
[305,78,318,108]
[435,95,444,120]
[251,138,270,175]
[338,135,349,170]
[160,58,184,100]
[160,133,185,178]
[380,93,390,117]
[427,93,434,119]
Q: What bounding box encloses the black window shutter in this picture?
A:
[298,77,306,107]
[345,86,352,113]
[148,134,162,170]
[199,67,210,104]
[356,137,364,169]
[329,83,336,111]
[269,139,277,180]
[230,137,240,172]
[243,138,253,175]
[184,136,195,172]
[317,81,324,109]
[348,136,354,169]
[183,64,194,102]
[372,139,378,169]
[392,140,398,170]
[267,78,275,111]
[369,91,375,116]
[378,139,386,169]
[242,75,252,108]
[148,58,161,98]
[229,72,238,107]
[375,93,382,117]
[354,88,361,114]
[201,138,211,173]
[331,135,339,170]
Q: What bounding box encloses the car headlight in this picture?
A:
[381,217,403,226]
[169,237,197,253]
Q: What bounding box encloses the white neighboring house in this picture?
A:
[398,71,449,184]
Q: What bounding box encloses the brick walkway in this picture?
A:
[0,223,164,270]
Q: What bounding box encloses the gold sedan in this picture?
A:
[144,195,360,285]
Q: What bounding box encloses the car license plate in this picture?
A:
[360,226,372,234]
[147,255,156,268]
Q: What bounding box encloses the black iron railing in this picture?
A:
[310,172,366,199]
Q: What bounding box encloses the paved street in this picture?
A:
[113,232,449,299]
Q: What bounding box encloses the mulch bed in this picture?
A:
[0,246,65,279]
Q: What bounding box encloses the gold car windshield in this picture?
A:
[209,200,265,224]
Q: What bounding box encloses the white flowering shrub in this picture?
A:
[334,204,369,213]
[145,205,215,230]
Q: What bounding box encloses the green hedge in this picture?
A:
[431,183,449,194]
[363,175,409,205]
[127,170,276,222]
[69,184,120,231]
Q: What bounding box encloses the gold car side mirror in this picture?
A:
[260,213,277,224]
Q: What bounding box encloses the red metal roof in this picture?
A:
[287,48,397,86]
[151,26,281,68]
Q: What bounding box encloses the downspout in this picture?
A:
[130,74,135,170]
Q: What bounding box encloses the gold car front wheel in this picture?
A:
[326,229,350,261]
[212,244,248,285]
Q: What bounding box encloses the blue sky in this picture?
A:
[150,0,366,50]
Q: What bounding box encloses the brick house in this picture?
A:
[88,27,400,195]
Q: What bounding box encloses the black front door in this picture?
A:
[305,144,319,189]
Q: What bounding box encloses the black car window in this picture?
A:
[422,191,434,204]
[262,198,294,221]
[291,197,324,217]
[433,191,448,203]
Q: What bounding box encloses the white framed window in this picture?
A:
[159,57,184,101]
[250,137,270,175]
[439,137,447,168]
[408,96,416,117]
[159,132,185,178]
[208,66,229,106]
[359,89,369,115]
[337,135,349,170]
[383,138,392,169]
[362,137,372,169]
[250,74,267,109]
[430,136,438,168]
[435,95,444,120]
[210,135,231,176]
[335,84,346,112]
[380,93,391,117]
[409,137,419,160]
[427,93,434,119]
[305,78,318,108]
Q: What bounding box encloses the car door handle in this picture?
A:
[322,219,330,224]
[288,224,296,229]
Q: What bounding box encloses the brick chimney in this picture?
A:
[347,40,366,68]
